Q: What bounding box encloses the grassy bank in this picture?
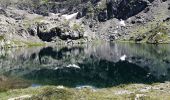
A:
[1,82,170,100]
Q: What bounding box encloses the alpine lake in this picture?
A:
[0,42,170,99]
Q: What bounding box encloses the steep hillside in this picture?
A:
[0,0,170,48]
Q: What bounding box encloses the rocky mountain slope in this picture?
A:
[0,0,170,47]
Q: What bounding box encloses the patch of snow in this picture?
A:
[49,13,60,16]
[120,55,127,61]
[119,20,126,26]
[62,12,78,20]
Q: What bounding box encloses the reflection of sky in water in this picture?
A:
[31,84,42,87]
[0,43,170,88]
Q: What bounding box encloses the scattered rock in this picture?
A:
[135,94,147,100]
[8,95,32,100]
[115,90,133,95]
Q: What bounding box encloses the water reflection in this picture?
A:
[23,60,157,88]
[0,43,170,89]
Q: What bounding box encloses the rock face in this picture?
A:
[112,0,154,20]
[0,5,86,47]
[37,24,84,42]
[15,0,154,20]
[87,0,170,43]
[28,14,85,42]
[0,7,44,48]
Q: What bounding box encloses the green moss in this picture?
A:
[145,24,170,43]
[130,20,170,43]
[41,0,49,4]
[13,40,46,47]
[72,23,84,32]
[30,87,74,100]
[23,17,44,29]
[23,42,46,47]
[0,35,5,41]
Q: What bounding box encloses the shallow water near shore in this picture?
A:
[0,42,170,91]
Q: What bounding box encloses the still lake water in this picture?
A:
[0,42,170,91]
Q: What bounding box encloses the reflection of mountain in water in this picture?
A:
[23,60,157,88]
[38,46,84,64]
[0,43,170,88]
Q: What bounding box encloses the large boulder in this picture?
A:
[33,21,84,42]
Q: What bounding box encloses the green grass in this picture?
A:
[1,82,170,100]
[0,35,5,41]
[72,23,84,32]
[25,42,46,47]
[13,40,46,47]
[129,19,170,43]
[23,16,44,29]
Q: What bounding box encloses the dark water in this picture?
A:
[0,42,170,90]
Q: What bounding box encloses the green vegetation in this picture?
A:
[1,82,170,100]
[42,0,49,4]
[25,42,46,47]
[1,40,46,48]
[23,17,44,29]
[146,24,170,43]
[72,23,84,32]
[0,35,5,41]
[0,76,30,93]
[130,19,170,44]
[13,40,46,47]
